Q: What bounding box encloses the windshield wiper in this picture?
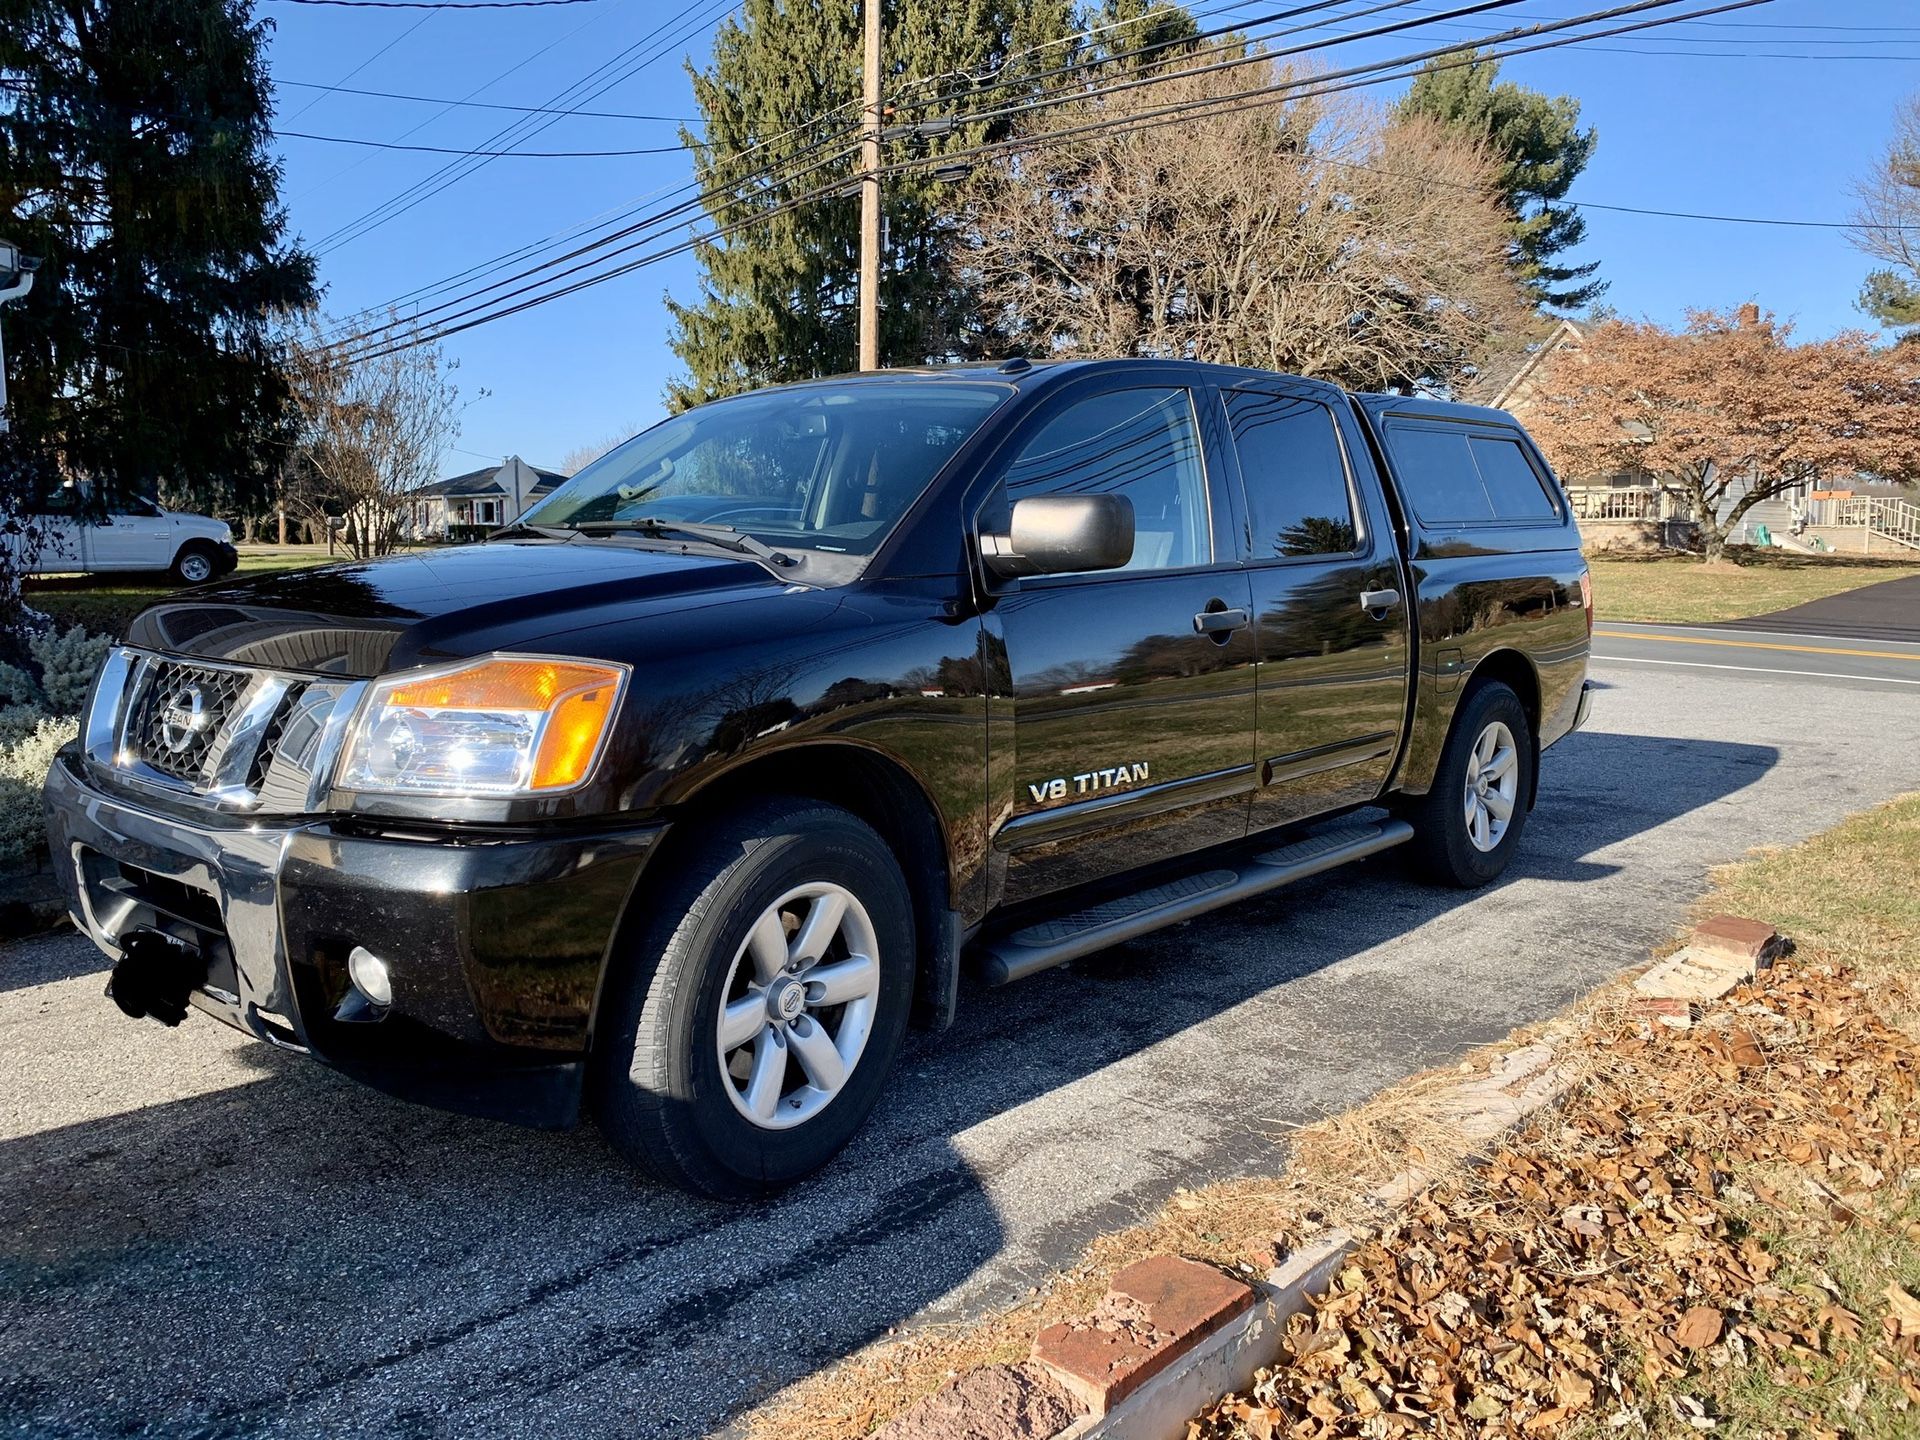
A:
[566,517,796,567]
[491,520,574,541]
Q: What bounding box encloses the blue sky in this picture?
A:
[261,0,1920,475]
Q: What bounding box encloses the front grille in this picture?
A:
[125,659,252,785]
[246,683,307,792]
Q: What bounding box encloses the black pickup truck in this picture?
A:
[44,359,1591,1197]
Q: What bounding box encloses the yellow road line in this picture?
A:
[1593,629,1920,663]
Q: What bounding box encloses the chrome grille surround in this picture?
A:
[84,647,365,814]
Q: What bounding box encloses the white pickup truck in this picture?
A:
[13,488,237,584]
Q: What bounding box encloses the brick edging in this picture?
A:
[870,914,1779,1440]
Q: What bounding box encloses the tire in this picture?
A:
[170,541,219,586]
[1404,680,1533,889]
[591,798,915,1199]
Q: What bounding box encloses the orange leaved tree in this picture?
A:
[1526,308,1920,561]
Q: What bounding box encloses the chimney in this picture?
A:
[1736,302,1760,328]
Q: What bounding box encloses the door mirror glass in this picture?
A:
[982,494,1135,577]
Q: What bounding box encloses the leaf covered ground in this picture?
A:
[1194,949,1920,1438]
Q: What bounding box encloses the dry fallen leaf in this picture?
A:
[1885,1283,1920,1339]
[1674,1306,1724,1351]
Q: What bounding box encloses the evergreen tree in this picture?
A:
[0,0,315,512]
[665,0,1075,409]
[1399,50,1602,313]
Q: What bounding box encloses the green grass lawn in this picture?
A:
[1589,549,1920,625]
[24,548,339,638]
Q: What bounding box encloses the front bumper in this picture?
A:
[212,540,238,576]
[43,750,663,1126]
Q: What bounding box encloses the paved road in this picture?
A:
[1594,621,1920,692]
[6,659,1920,1439]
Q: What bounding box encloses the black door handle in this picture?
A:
[1358,589,1401,615]
[1193,606,1250,636]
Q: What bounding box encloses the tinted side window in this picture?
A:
[1385,425,1492,524]
[1004,388,1210,571]
[1469,435,1559,520]
[1225,391,1358,559]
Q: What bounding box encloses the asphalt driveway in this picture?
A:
[5,658,1919,1439]
[1718,570,1920,642]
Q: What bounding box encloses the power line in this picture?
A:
[268,0,595,7]
[279,129,689,156]
[280,8,439,124]
[273,78,696,120]
[329,0,1357,327]
[310,0,734,254]
[334,0,1771,361]
[285,0,644,203]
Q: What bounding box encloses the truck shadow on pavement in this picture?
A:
[0,729,1776,1439]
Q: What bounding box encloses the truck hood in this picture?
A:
[123,539,815,677]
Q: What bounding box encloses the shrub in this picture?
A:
[0,714,77,868]
[28,624,113,715]
[0,702,47,749]
[0,661,39,709]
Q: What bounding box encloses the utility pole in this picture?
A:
[857,0,882,371]
[0,240,40,436]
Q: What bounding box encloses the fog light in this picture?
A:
[347,946,393,1008]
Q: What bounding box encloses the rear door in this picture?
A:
[984,378,1257,904]
[1218,381,1412,832]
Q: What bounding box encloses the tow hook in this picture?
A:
[107,930,208,1027]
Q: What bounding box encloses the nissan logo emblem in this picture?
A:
[158,685,211,753]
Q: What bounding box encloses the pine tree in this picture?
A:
[1399,50,1603,313]
[664,0,1075,409]
[0,0,316,512]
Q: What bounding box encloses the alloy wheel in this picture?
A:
[1463,719,1519,853]
[715,882,880,1130]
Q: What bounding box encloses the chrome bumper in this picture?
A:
[45,748,311,1049]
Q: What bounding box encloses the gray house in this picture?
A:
[406,456,568,540]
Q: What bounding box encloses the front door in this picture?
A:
[88,495,174,570]
[986,382,1257,905]
[1219,383,1412,831]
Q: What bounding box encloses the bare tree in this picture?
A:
[955,60,1528,392]
[1851,94,1920,330]
[560,424,639,477]
[285,316,462,559]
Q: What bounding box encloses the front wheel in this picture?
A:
[170,541,219,585]
[591,799,914,1199]
[1404,680,1533,888]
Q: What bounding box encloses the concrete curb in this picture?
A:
[870,915,1779,1440]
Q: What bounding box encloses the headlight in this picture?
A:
[337,655,628,797]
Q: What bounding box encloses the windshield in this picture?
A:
[524,380,1007,558]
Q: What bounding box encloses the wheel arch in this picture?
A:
[1459,648,1542,810]
[631,741,960,1032]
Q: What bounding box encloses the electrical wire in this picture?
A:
[279,129,690,155]
[333,0,1508,335]
[335,0,1794,362]
[268,0,596,8]
[273,78,695,120]
[310,0,735,254]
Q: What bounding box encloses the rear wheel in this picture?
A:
[1405,680,1533,888]
[170,541,218,585]
[592,798,914,1198]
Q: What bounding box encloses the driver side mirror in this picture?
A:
[981,494,1134,579]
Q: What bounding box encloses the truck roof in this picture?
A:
[747,360,1522,429]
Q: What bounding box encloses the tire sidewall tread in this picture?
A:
[593,798,913,1199]
[1406,681,1533,889]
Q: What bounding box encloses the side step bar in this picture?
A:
[978,818,1415,986]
